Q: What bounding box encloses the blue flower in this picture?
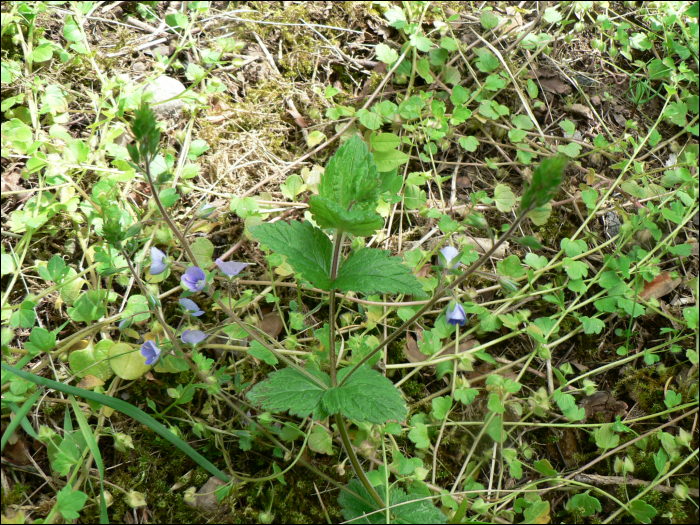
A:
[181,329,207,345]
[446,302,466,326]
[439,246,460,269]
[215,258,248,278]
[197,203,216,218]
[118,318,131,330]
[179,298,204,317]
[181,266,207,292]
[140,340,161,365]
[150,247,168,275]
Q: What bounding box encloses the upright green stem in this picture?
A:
[328,232,386,510]
[142,154,198,266]
[328,232,344,385]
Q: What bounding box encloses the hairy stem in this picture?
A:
[328,232,344,385]
[335,413,386,510]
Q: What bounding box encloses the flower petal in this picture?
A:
[150,247,167,275]
[439,246,460,269]
[446,303,466,326]
[181,329,207,345]
[215,258,249,277]
[179,298,204,316]
[140,340,161,365]
[181,266,207,292]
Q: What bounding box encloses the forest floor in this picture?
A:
[1,2,698,524]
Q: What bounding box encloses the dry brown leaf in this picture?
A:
[4,434,32,465]
[569,103,594,120]
[538,76,571,95]
[403,331,428,363]
[260,312,284,339]
[286,100,307,128]
[578,392,628,422]
[455,174,472,189]
[640,272,682,301]
[77,375,105,390]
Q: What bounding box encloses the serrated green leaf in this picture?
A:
[484,74,506,91]
[480,11,499,29]
[558,142,582,157]
[333,248,422,295]
[560,119,576,136]
[318,134,394,213]
[567,491,602,517]
[370,132,401,152]
[511,114,534,130]
[508,128,527,143]
[408,422,430,449]
[375,43,398,65]
[26,327,56,353]
[450,85,469,105]
[458,135,479,151]
[308,425,333,455]
[339,479,446,524]
[534,458,558,476]
[251,221,332,290]
[431,396,452,420]
[323,366,407,424]
[496,255,526,279]
[527,78,538,98]
[247,367,331,420]
[629,500,657,524]
[560,237,588,257]
[55,486,88,521]
[10,300,36,329]
[416,57,434,83]
[524,500,550,524]
[373,148,409,172]
[359,111,383,130]
[248,340,278,365]
[308,196,383,236]
[159,187,179,207]
[485,414,505,442]
[579,316,604,334]
[69,339,114,381]
[494,184,516,212]
[476,51,499,73]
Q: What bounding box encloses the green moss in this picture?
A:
[401,379,425,398]
[1,483,31,511]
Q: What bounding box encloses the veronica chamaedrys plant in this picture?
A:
[150,247,168,275]
[179,298,204,317]
[140,340,161,365]
[181,266,206,292]
[246,135,566,521]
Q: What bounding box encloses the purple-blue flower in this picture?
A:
[140,340,161,365]
[197,203,216,218]
[179,298,204,317]
[446,302,466,326]
[181,329,207,345]
[150,247,168,275]
[215,258,248,278]
[439,246,460,269]
[181,266,207,292]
